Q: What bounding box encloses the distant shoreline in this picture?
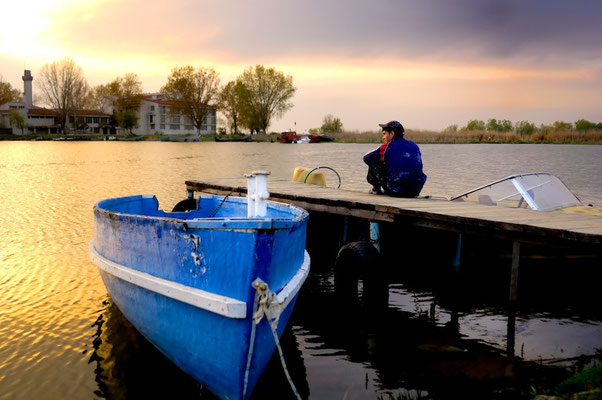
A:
[1,130,601,144]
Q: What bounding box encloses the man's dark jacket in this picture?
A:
[363,137,427,197]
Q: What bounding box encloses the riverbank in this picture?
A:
[1,129,601,144]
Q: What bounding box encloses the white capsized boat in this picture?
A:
[450,173,600,215]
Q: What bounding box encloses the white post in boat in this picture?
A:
[252,171,270,217]
[246,173,257,217]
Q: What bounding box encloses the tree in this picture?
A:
[320,114,343,133]
[575,119,596,132]
[486,118,501,132]
[37,58,90,132]
[515,120,536,135]
[161,66,220,134]
[444,124,458,132]
[8,110,26,134]
[553,121,573,131]
[0,76,21,105]
[115,110,139,134]
[95,73,143,111]
[219,80,247,134]
[238,65,296,133]
[463,119,485,131]
[499,119,513,132]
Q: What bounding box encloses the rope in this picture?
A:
[252,280,302,400]
[242,285,261,400]
[208,191,233,217]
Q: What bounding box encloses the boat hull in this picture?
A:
[90,195,309,400]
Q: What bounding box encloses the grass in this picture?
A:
[555,362,602,399]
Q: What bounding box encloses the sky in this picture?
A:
[1,0,601,132]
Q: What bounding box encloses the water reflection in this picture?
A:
[89,298,309,399]
[89,299,203,399]
[1,142,601,399]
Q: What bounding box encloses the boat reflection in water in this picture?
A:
[89,298,310,399]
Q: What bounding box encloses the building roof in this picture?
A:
[1,108,111,117]
[28,108,58,116]
[142,94,216,108]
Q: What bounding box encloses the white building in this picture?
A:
[123,93,217,136]
[0,70,112,135]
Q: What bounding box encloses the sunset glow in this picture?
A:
[1,0,601,131]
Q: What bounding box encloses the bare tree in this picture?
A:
[37,58,90,132]
[94,73,143,111]
[161,66,220,134]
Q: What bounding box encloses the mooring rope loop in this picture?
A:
[250,280,302,400]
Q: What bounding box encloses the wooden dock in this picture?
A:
[186,178,602,249]
[187,177,600,350]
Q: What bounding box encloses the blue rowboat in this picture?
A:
[89,173,309,400]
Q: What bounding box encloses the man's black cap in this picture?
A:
[379,120,405,134]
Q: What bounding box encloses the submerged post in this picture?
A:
[452,233,462,272]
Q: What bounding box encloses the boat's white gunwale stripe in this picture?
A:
[90,243,247,319]
[89,244,310,319]
[275,251,310,309]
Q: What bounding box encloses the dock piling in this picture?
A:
[509,241,520,303]
[369,221,380,252]
[452,233,462,272]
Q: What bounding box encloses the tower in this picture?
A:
[22,70,33,109]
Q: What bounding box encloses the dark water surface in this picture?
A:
[1,142,601,399]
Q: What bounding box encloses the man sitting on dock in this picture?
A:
[363,120,427,197]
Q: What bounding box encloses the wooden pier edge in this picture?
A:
[185,179,602,250]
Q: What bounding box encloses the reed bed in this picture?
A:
[327,129,602,144]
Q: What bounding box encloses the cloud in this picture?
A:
[35,0,602,68]
[3,0,601,131]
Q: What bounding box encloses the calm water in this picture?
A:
[0,142,601,399]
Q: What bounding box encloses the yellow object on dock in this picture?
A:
[292,167,326,186]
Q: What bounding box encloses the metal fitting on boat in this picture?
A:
[246,171,271,217]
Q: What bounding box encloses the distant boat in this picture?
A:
[118,135,144,141]
[160,135,200,142]
[89,172,310,400]
[215,135,253,142]
[279,131,334,143]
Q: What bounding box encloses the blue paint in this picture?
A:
[91,194,309,400]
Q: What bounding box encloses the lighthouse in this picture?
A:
[22,70,33,109]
